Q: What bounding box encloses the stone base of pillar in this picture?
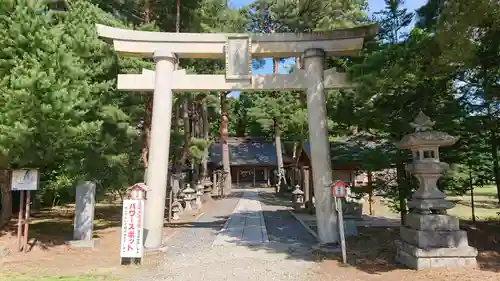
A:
[67,239,99,248]
[395,213,477,269]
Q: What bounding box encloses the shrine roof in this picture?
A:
[208,137,293,167]
[298,135,397,170]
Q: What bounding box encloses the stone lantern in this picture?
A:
[182,184,196,211]
[195,181,204,209]
[292,185,305,210]
[201,177,213,199]
[171,201,182,220]
[395,112,477,269]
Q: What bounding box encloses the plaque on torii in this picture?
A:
[225,34,252,82]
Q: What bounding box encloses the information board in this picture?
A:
[11,169,39,191]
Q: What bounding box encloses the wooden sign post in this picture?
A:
[331,180,347,264]
[11,169,39,253]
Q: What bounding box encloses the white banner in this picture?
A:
[120,199,145,258]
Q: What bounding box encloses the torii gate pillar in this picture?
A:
[304,48,337,244]
[143,51,176,249]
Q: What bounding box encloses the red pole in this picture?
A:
[17,190,24,252]
[23,191,31,253]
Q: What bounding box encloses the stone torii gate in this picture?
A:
[96,24,377,249]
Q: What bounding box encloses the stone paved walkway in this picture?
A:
[212,190,268,246]
[132,188,319,281]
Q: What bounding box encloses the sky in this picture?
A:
[228,0,428,97]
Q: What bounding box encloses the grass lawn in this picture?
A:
[446,185,498,198]
[447,185,499,220]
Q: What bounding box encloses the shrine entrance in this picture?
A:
[96,24,377,249]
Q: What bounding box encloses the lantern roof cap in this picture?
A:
[398,112,458,149]
[292,186,304,195]
[183,184,195,193]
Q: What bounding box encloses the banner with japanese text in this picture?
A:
[120,199,145,258]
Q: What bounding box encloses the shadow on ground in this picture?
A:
[462,220,500,272]
[162,188,500,275]
[0,204,122,250]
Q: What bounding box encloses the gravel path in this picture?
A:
[131,188,320,281]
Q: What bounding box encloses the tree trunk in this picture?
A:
[275,120,285,194]
[468,165,476,223]
[140,0,153,182]
[367,171,374,216]
[172,0,181,176]
[0,169,12,227]
[181,95,191,167]
[396,161,408,224]
[490,129,500,203]
[485,95,500,203]
[201,99,209,179]
[144,0,152,23]
[176,0,180,33]
[220,92,232,194]
[141,99,152,182]
[192,101,202,184]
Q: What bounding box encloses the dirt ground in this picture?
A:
[0,198,213,280]
[314,188,500,281]
[1,190,499,281]
[314,221,500,281]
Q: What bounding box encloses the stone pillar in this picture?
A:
[70,181,97,248]
[143,51,176,249]
[303,48,337,245]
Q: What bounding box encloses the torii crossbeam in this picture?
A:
[118,68,349,91]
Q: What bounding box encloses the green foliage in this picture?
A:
[2,0,500,212]
[373,0,414,43]
[189,137,210,161]
[345,0,500,211]
[249,0,368,32]
[0,0,147,205]
[245,91,308,140]
[242,0,370,143]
